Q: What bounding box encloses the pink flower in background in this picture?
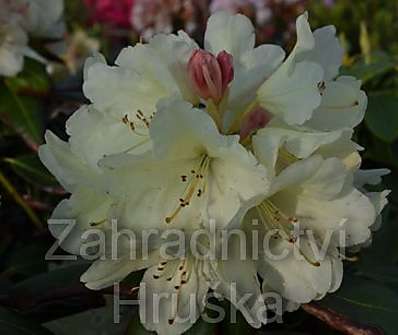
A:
[210,0,271,25]
[210,0,306,44]
[131,0,197,40]
[84,0,134,28]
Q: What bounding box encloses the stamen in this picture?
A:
[277,148,299,172]
[121,111,152,137]
[257,200,321,267]
[167,258,191,325]
[165,155,210,224]
[318,81,326,95]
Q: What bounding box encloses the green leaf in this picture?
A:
[341,52,395,83]
[0,306,54,335]
[3,240,49,277]
[218,302,252,334]
[8,263,105,323]
[185,316,217,335]
[126,309,154,334]
[3,155,56,186]
[6,59,50,95]
[10,263,90,295]
[365,93,398,143]
[0,81,44,144]
[360,208,398,265]
[319,273,398,334]
[354,266,398,291]
[126,308,218,335]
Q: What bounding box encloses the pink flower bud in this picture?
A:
[240,106,272,140]
[188,49,234,103]
[217,50,234,94]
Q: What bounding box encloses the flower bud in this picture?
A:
[240,106,272,139]
[217,50,234,94]
[188,49,234,103]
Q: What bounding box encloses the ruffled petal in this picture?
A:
[66,105,150,170]
[257,61,323,125]
[139,259,209,335]
[211,235,265,328]
[49,188,112,255]
[300,25,344,81]
[100,98,269,231]
[257,13,323,125]
[258,237,335,304]
[305,76,367,131]
[82,253,159,290]
[38,131,95,192]
[204,11,255,59]
[224,44,285,131]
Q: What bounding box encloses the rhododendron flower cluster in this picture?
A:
[40,11,389,335]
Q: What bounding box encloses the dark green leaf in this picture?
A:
[185,316,217,335]
[0,306,54,335]
[219,302,253,334]
[126,309,154,334]
[365,93,398,143]
[6,59,50,95]
[341,52,395,83]
[10,263,90,295]
[359,208,398,265]
[0,81,44,144]
[354,266,398,292]
[319,273,398,334]
[3,155,56,187]
[3,240,49,277]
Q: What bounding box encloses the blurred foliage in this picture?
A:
[0,0,398,334]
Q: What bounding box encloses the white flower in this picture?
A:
[82,233,265,334]
[0,0,65,77]
[23,0,65,39]
[85,11,316,136]
[0,22,28,76]
[38,104,134,254]
[100,98,269,232]
[253,13,367,175]
[40,98,269,335]
[244,155,383,304]
[38,10,390,335]
[353,169,390,243]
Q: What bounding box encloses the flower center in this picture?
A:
[165,155,210,224]
[276,148,299,173]
[256,200,297,239]
[239,106,273,140]
[122,109,153,135]
[151,258,195,325]
[256,199,320,267]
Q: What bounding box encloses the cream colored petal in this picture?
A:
[140,259,209,335]
[204,11,255,59]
